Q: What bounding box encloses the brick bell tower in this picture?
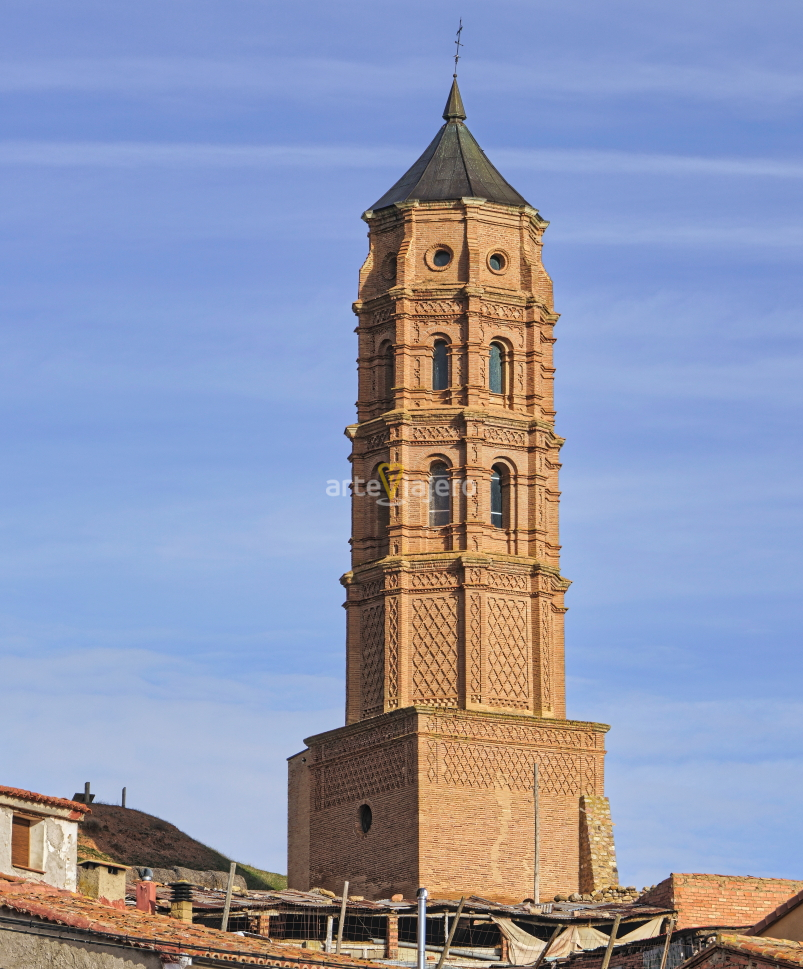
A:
[288,78,618,903]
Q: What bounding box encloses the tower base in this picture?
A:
[288,706,617,902]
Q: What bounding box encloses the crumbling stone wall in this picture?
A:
[578,795,618,893]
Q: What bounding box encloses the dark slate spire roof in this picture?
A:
[369,77,529,211]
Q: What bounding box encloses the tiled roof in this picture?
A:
[749,890,803,937]
[0,785,90,816]
[712,935,803,967]
[0,876,382,967]
[369,78,530,211]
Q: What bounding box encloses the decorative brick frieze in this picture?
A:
[435,742,597,796]
[409,569,460,589]
[312,738,415,810]
[479,300,526,321]
[313,711,416,762]
[419,712,604,750]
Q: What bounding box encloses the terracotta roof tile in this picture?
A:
[0,785,90,815]
[717,934,803,967]
[0,876,382,966]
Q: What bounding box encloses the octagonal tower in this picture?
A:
[288,79,618,903]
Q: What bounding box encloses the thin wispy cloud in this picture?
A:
[6,140,803,181]
[0,140,409,169]
[3,55,803,107]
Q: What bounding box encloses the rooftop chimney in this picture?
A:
[169,881,193,923]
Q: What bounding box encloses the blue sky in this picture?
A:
[2,0,803,888]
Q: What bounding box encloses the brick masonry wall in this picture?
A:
[640,874,803,929]
[688,951,752,969]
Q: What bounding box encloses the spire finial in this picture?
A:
[443,22,467,122]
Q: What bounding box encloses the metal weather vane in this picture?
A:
[454,19,464,77]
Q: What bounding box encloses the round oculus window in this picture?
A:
[358,804,373,834]
[383,253,398,282]
[489,252,507,272]
[425,244,454,271]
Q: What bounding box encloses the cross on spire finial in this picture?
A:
[454,19,463,77]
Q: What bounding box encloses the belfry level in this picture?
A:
[288,78,618,902]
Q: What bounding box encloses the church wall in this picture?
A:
[292,708,609,901]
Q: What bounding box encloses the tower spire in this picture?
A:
[444,20,467,121]
[442,76,466,122]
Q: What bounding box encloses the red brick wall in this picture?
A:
[640,874,803,929]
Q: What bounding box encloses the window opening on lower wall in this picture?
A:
[358,803,373,833]
[11,814,45,872]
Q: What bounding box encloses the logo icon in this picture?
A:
[377,463,404,506]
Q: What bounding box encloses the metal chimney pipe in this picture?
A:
[417,887,428,969]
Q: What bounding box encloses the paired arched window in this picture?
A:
[429,461,451,527]
[370,464,390,540]
[489,342,506,394]
[432,340,449,390]
[491,464,510,529]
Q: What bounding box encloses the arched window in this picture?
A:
[429,461,451,527]
[384,344,395,401]
[432,340,449,391]
[491,464,510,529]
[378,490,390,531]
[489,342,505,394]
[370,464,390,542]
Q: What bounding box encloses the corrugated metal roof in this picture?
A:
[156,885,672,925]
